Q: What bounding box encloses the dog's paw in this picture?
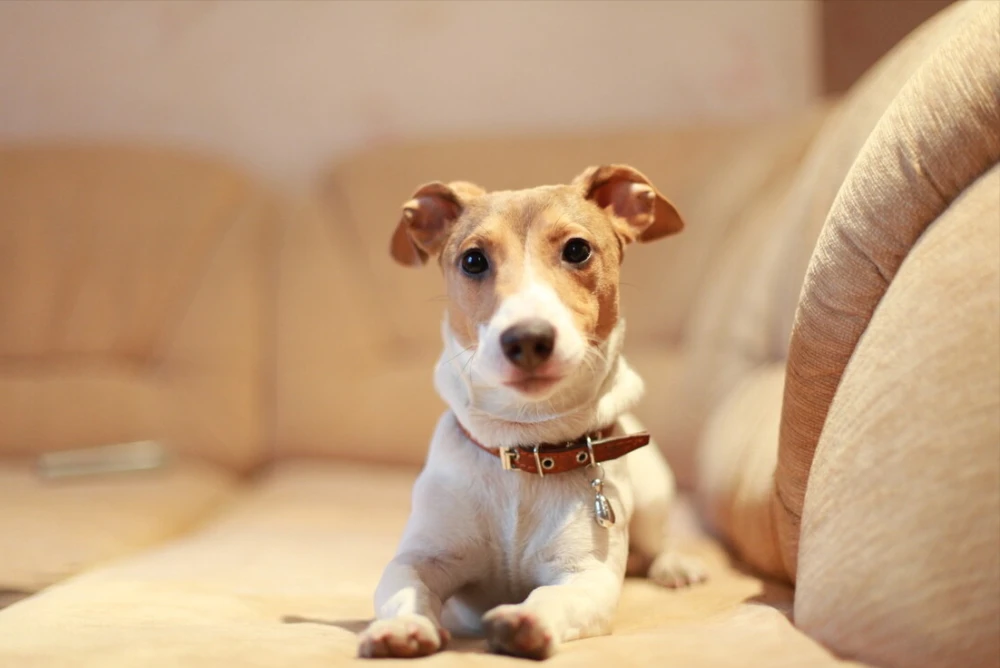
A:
[482,605,556,660]
[647,551,708,589]
[357,615,449,659]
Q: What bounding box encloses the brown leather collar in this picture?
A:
[456,418,651,476]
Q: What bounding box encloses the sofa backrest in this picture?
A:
[0,146,275,472]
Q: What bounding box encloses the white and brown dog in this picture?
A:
[359,165,706,661]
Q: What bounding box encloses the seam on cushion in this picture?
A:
[130,183,253,364]
[145,195,267,471]
[773,459,802,522]
[837,218,894,287]
[45,193,95,355]
[319,173,398,353]
[258,196,282,468]
[145,193,257,370]
[769,478,794,582]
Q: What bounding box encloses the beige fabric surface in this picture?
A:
[0,460,861,667]
[795,165,1000,667]
[667,146,811,492]
[0,146,275,471]
[0,457,237,593]
[273,195,445,465]
[696,364,786,582]
[777,0,1000,579]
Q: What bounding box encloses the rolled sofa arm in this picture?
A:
[780,1,1000,665]
[795,158,999,668]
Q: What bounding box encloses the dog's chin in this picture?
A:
[502,374,565,399]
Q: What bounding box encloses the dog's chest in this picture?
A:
[467,458,633,590]
[420,417,636,602]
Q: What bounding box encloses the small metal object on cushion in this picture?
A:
[36,440,167,480]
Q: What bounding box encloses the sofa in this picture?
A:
[0,1,996,666]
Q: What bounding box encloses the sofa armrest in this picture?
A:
[795,164,1000,668]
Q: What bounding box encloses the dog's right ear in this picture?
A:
[390,181,484,267]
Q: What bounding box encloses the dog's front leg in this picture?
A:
[482,566,622,660]
[358,552,465,659]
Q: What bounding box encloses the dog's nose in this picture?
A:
[500,319,556,372]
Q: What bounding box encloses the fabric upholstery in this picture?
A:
[0,461,859,667]
[795,165,1000,668]
[776,0,1000,579]
[0,457,237,593]
[696,364,786,582]
[0,146,276,471]
[273,195,446,464]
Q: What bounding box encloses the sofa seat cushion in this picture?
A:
[0,460,858,666]
[0,457,237,593]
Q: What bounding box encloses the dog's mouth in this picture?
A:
[503,375,564,396]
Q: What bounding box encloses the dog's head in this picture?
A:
[390,164,683,406]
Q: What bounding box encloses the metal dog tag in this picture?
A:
[591,478,615,528]
[583,439,615,529]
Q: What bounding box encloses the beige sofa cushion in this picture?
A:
[795,164,1000,667]
[695,364,786,582]
[0,461,860,667]
[0,457,237,593]
[0,146,275,471]
[272,195,449,465]
[777,0,1000,579]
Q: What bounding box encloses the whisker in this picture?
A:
[585,341,610,364]
[443,344,476,366]
[462,348,477,373]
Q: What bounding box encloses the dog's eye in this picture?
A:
[460,249,490,276]
[562,238,592,265]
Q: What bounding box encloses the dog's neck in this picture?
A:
[434,318,645,449]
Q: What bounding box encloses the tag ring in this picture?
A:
[585,435,598,468]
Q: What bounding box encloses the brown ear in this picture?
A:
[389,181,484,267]
[574,164,684,243]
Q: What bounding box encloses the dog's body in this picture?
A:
[359,167,705,660]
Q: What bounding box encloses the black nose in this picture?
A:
[500,319,556,372]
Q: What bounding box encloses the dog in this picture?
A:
[358,164,706,661]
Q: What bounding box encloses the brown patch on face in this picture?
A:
[439,186,624,349]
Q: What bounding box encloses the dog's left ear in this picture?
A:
[574,164,684,243]
[390,181,485,267]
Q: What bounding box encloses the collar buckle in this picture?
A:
[499,447,518,471]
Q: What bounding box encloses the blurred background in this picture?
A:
[0,0,951,186]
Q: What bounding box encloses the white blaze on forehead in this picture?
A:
[497,246,571,330]
[482,253,586,367]
[493,279,569,330]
